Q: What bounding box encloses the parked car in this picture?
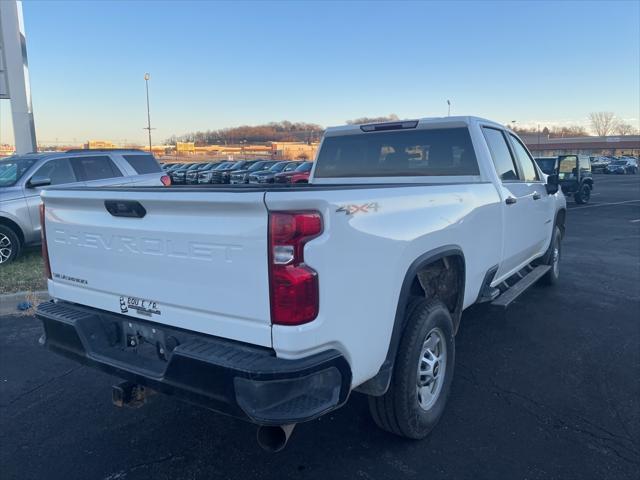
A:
[36,116,566,451]
[209,160,262,184]
[0,149,168,265]
[197,161,235,184]
[248,161,300,183]
[229,160,279,184]
[605,158,638,174]
[274,161,313,184]
[161,162,178,171]
[590,156,610,173]
[169,162,207,184]
[185,162,218,184]
[555,154,594,204]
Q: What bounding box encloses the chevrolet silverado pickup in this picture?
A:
[36,117,566,451]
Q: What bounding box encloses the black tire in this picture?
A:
[574,184,591,204]
[541,226,562,285]
[0,225,21,266]
[368,299,455,439]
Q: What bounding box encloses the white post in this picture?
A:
[0,0,37,153]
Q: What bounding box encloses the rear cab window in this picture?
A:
[314,127,480,178]
[122,154,162,174]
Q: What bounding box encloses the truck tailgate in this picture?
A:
[41,188,272,347]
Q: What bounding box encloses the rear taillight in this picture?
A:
[39,203,52,280]
[160,174,171,186]
[268,211,322,325]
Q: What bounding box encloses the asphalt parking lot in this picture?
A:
[1,174,639,480]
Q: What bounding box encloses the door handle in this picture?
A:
[533,192,541,200]
[505,197,517,205]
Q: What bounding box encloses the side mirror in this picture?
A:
[545,174,559,195]
[28,176,52,188]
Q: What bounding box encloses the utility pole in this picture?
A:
[447,99,451,117]
[143,73,154,152]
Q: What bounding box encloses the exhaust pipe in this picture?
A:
[256,424,296,452]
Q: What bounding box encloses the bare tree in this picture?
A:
[346,114,400,125]
[589,112,617,136]
[614,121,638,136]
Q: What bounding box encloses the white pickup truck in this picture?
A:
[36,117,566,451]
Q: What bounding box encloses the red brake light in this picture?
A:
[269,211,322,325]
[161,174,171,186]
[39,203,52,280]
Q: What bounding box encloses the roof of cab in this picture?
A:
[323,116,506,136]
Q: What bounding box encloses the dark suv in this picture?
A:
[537,155,593,204]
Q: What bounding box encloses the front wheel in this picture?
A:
[541,226,562,285]
[368,299,455,439]
[574,184,591,204]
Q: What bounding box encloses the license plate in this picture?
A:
[119,296,162,317]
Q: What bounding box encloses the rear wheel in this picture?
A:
[368,299,455,439]
[574,184,591,204]
[0,225,21,266]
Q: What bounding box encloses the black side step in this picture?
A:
[491,265,550,309]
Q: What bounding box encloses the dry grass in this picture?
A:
[0,249,46,295]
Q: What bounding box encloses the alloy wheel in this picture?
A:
[0,233,13,264]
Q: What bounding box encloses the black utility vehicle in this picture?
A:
[536,155,593,204]
[229,160,278,184]
[170,163,207,185]
[210,160,260,184]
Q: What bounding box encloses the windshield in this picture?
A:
[230,161,248,170]
[247,161,267,171]
[0,156,39,187]
[214,162,232,170]
[268,162,289,172]
[296,162,313,172]
[535,158,557,175]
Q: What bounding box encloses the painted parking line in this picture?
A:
[630,219,640,223]
[571,199,640,210]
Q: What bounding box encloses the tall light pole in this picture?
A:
[143,73,153,152]
[447,99,451,117]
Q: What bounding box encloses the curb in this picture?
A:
[0,290,49,316]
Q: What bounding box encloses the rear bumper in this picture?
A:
[36,301,351,425]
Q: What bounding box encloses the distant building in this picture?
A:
[271,142,319,160]
[521,134,639,157]
[84,140,116,149]
[176,142,196,154]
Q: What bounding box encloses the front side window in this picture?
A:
[482,127,519,181]
[73,156,122,181]
[33,158,77,186]
[314,127,480,178]
[509,134,539,182]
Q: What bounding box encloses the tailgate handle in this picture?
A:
[105,200,147,218]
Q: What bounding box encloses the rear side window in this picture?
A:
[73,156,123,181]
[482,127,519,181]
[508,134,539,182]
[122,154,162,174]
[314,127,479,178]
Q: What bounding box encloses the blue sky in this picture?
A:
[1,0,638,146]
